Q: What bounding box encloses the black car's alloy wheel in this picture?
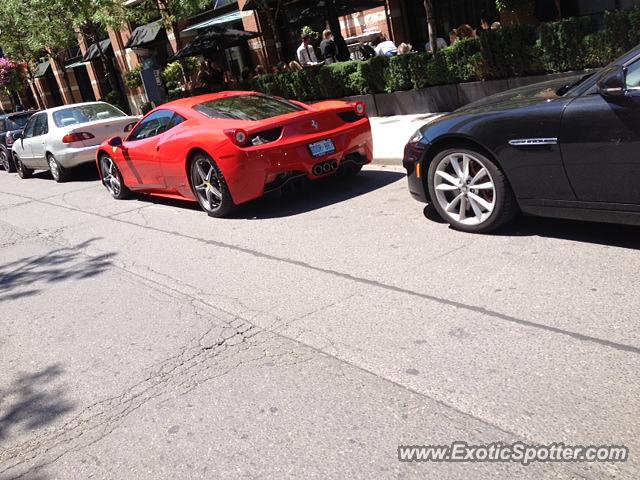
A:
[0,148,15,173]
[14,154,33,179]
[100,155,129,199]
[47,154,66,183]
[189,154,235,217]
[427,148,517,233]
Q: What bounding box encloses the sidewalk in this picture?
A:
[370,113,442,165]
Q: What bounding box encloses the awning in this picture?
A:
[33,61,51,78]
[287,0,387,25]
[82,39,112,62]
[126,20,165,49]
[243,0,385,11]
[65,60,90,70]
[172,27,261,60]
[182,10,244,33]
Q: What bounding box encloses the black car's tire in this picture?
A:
[0,147,15,172]
[189,153,236,218]
[14,154,33,179]
[99,154,129,200]
[427,147,518,233]
[47,154,67,183]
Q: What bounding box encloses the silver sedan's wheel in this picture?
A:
[48,154,65,182]
[433,152,495,226]
[100,155,128,199]
[427,148,518,233]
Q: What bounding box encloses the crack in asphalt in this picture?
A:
[0,298,307,479]
[6,190,637,356]
[0,190,632,480]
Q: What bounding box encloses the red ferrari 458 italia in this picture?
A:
[96,91,372,216]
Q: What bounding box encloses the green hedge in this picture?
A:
[538,16,595,72]
[442,38,482,82]
[384,54,414,92]
[228,6,640,102]
[479,25,540,78]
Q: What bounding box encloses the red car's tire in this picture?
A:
[99,154,129,200]
[189,153,236,218]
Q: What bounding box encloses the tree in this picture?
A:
[0,57,23,108]
[495,0,531,24]
[0,0,46,107]
[132,0,212,54]
[423,0,438,55]
[244,0,285,64]
[324,0,350,62]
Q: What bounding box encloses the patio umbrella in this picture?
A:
[172,26,262,60]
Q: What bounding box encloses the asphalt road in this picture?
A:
[0,164,639,480]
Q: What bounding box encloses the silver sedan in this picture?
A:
[11,102,138,182]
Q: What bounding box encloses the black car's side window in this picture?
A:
[626,60,640,90]
[128,110,175,141]
[23,115,38,139]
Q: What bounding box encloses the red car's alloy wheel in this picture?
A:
[100,155,128,200]
[189,154,235,218]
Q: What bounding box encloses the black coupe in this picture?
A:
[404,45,640,233]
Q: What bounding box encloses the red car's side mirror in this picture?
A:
[108,136,124,148]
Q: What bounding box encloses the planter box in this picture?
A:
[337,71,590,117]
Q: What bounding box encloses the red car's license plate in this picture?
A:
[308,139,336,158]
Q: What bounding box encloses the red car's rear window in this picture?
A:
[193,95,304,121]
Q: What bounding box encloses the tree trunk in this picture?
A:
[261,5,284,64]
[25,66,44,109]
[325,0,350,61]
[424,0,438,55]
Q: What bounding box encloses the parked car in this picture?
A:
[96,92,372,217]
[404,45,640,233]
[11,102,138,182]
[0,110,38,173]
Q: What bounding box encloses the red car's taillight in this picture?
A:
[62,132,95,144]
[354,101,366,117]
[5,132,15,146]
[124,121,137,132]
[224,128,249,147]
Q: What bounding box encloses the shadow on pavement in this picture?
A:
[0,238,115,303]
[130,169,405,219]
[0,364,74,442]
[423,203,640,249]
[31,163,100,183]
[498,216,640,250]
[233,169,405,219]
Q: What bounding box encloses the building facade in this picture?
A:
[4,0,640,115]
